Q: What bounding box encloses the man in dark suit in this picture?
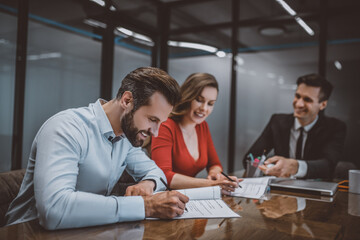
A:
[243,74,346,179]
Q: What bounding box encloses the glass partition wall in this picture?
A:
[1,0,359,173]
[0,11,17,172]
[22,20,102,167]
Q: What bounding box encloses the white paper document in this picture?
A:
[176,186,221,200]
[148,186,240,220]
[231,177,275,199]
[173,199,240,219]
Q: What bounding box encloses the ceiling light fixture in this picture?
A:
[275,0,296,16]
[295,16,315,36]
[117,27,133,36]
[334,60,342,70]
[90,0,105,7]
[215,51,226,57]
[83,19,106,28]
[86,22,224,57]
[275,0,315,36]
[116,27,153,43]
[168,41,218,53]
[259,25,285,36]
[168,40,225,58]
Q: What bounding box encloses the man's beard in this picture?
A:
[121,111,144,147]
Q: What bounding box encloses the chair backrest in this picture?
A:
[0,169,25,227]
[111,170,136,196]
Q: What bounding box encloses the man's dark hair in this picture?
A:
[296,73,333,102]
[116,67,181,111]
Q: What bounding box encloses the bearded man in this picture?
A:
[6,67,189,230]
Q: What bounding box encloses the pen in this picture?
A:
[160,177,172,191]
[220,172,242,188]
[160,177,188,212]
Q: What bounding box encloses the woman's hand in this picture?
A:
[207,171,221,180]
[207,166,223,180]
[209,176,242,195]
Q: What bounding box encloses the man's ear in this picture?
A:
[120,91,134,111]
[319,100,328,110]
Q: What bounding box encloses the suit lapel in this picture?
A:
[304,114,324,159]
[280,114,294,158]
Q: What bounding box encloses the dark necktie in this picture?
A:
[296,127,304,159]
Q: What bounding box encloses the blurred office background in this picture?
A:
[1,0,359,174]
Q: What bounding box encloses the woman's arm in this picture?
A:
[170,173,237,192]
[170,173,214,189]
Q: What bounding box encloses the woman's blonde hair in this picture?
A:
[170,73,218,122]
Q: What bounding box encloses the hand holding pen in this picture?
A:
[142,178,189,219]
[221,172,242,188]
[160,177,188,212]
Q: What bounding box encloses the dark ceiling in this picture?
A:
[1,0,360,57]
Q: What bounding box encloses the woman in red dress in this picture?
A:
[151,73,239,193]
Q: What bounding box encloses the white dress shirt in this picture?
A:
[290,115,318,178]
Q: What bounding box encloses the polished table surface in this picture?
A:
[1,191,360,240]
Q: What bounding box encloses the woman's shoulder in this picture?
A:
[161,118,179,131]
[196,121,210,132]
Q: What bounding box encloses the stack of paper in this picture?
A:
[230,177,275,199]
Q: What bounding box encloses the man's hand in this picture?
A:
[258,156,299,177]
[125,180,155,196]
[143,191,189,218]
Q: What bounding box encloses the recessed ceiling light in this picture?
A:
[259,26,285,36]
[216,51,226,58]
[334,60,342,70]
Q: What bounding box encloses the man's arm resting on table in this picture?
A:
[125,179,156,196]
[124,146,167,193]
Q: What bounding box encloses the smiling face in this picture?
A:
[184,86,218,125]
[293,83,327,126]
[121,92,173,147]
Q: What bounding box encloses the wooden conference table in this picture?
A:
[1,190,360,240]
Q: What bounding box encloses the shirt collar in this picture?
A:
[294,115,318,132]
[93,99,127,141]
[93,99,115,138]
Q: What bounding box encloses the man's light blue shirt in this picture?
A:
[6,99,166,230]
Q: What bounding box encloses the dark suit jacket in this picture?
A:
[243,113,346,179]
